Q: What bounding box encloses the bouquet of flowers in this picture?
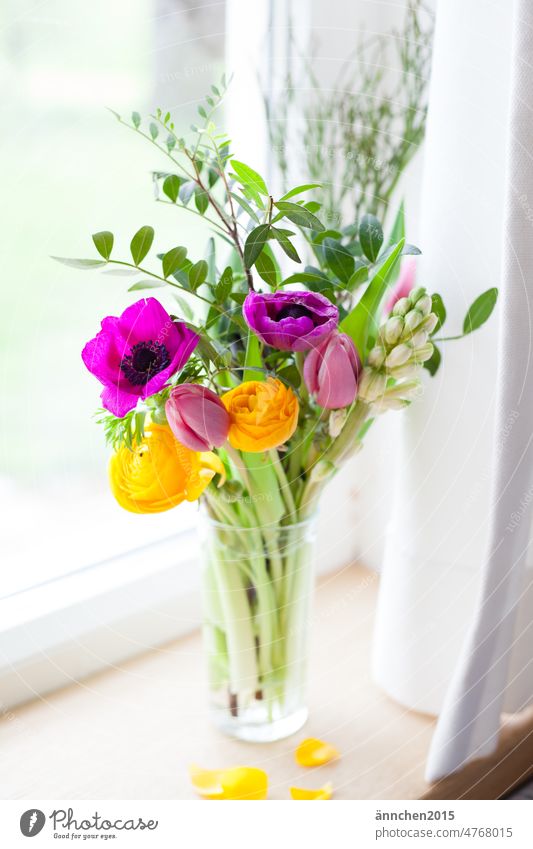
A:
[57,81,497,739]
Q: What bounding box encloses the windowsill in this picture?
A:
[3,562,533,799]
[0,563,439,800]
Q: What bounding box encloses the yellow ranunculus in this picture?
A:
[109,423,224,513]
[221,377,299,453]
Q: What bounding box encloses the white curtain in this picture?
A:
[373,0,533,781]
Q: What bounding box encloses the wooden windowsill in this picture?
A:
[1,563,531,799]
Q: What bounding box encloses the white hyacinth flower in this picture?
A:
[385,343,412,369]
[358,368,387,402]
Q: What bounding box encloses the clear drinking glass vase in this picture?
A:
[199,510,317,742]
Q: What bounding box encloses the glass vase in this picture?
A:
[199,510,317,742]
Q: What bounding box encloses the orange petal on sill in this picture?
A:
[189,765,226,799]
[290,782,333,800]
[189,764,268,800]
[295,738,340,767]
[221,766,268,800]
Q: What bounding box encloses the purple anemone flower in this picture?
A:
[82,298,198,417]
[243,290,339,352]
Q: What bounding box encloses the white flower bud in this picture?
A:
[372,397,411,413]
[410,286,426,304]
[358,368,387,402]
[384,379,422,401]
[402,309,423,336]
[328,408,348,438]
[384,316,404,345]
[368,345,386,368]
[392,297,411,317]
[417,312,438,334]
[416,294,432,317]
[388,363,421,380]
[410,330,428,348]
[385,343,412,369]
[412,342,434,363]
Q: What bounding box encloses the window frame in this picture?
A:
[0,528,201,710]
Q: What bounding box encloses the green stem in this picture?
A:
[299,400,370,517]
[269,449,297,522]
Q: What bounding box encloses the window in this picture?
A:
[1,0,226,706]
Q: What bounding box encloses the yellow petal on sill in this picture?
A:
[189,764,268,800]
[295,738,340,767]
[290,782,333,800]
[189,765,226,799]
[221,766,268,800]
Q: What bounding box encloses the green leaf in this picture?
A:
[313,229,343,244]
[128,279,167,291]
[386,201,405,248]
[255,250,278,288]
[323,238,355,283]
[244,223,271,268]
[359,214,384,263]
[206,237,216,281]
[341,238,405,356]
[271,227,301,263]
[244,332,264,382]
[132,111,141,129]
[346,262,369,290]
[230,192,260,222]
[149,122,159,140]
[230,292,247,306]
[230,159,269,196]
[91,231,114,260]
[51,256,107,269]
[281,270,330,287]
[274,200,325,231]
[189,259,208,291]
[214,266,233,302]
[424,344,441,377]
[179,181,196,205]
[130,226,154,266]
[431,293,446,335]
[463,288,499,334]
[279,183,322,201]
[166,135,176,153]
[278,363,301,389]
[172,294,194,321]
[194,184,209,214]
[163,175,182,202]
[162,246,187,278]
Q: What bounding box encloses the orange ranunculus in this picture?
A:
[109,423,224,513]
[221,377,299,453]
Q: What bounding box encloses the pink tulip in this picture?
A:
[384,257,416,314]
[303,331,361,410]
[165,384,230,452]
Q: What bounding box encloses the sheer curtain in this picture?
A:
[373,0,533,781]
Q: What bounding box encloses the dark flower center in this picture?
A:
[120,340,171,386]
[276,304,314,321]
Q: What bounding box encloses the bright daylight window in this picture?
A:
[1,0,226,601]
